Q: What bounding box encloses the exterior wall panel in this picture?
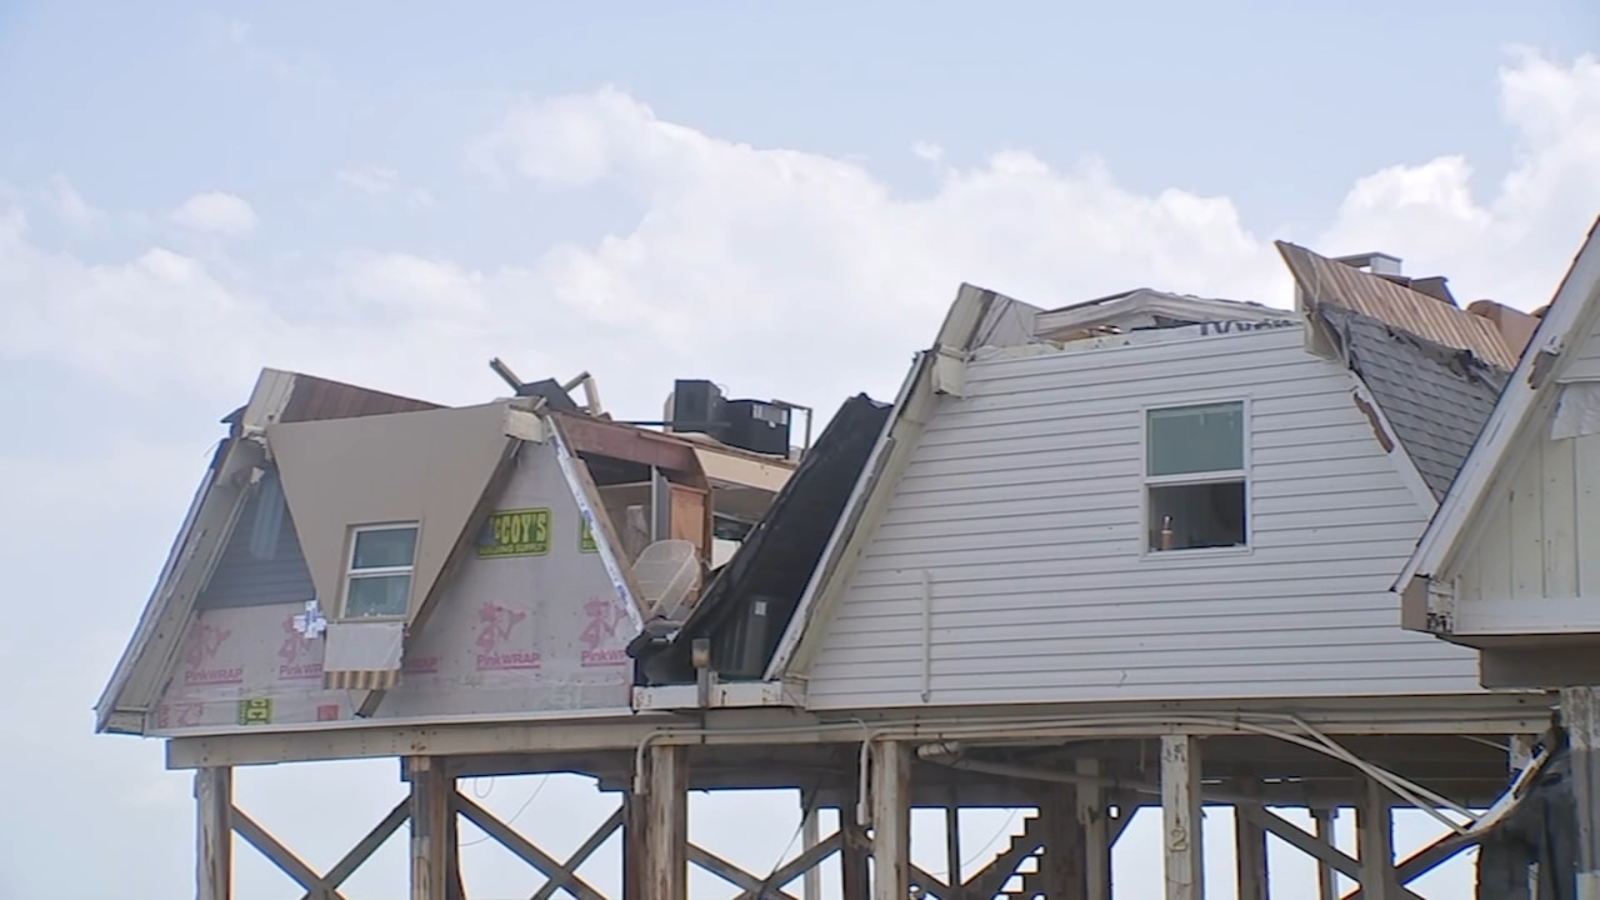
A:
[805,325,1484,710]
[148,442,636,734]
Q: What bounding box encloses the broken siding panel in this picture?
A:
[806,326,1481,710]
[196,473,316,610]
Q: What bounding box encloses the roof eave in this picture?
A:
[1396,215,1600,589]
[765,282,1013,681]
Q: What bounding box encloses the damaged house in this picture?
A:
[95,236,1567,900]
[95,368,803,735]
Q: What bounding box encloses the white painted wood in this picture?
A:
[1357,780,1396,900]
[870,741,911,900]
[1312,809,1338,900]
[196,767,232,900]
[1162,735,1203,900]
[1580,434,1600,598]
[806,327,1482,709]
[1078,758,1111,900]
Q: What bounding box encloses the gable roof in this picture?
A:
[1398,216,1600,587]
[1278,240,1519,370]
[94,368,446,733]
[1033,288,1288,340]
[1320,305,1509,500]
[766,283,1042,680]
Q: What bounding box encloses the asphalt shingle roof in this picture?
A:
[1323,306,1510,500]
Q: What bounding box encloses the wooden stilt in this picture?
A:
[944,793,964,900]
[409,757,452,900]
[623,790,644,900]
[1161,735,1203,900]
[1078,759,1111,900]
[1311,808,1337,900]
[841,813,871,900]
[803,796,823,900]
[1041,783,1085,898]
[196,766,232,900]
[444,800,465,900]
[644,744,688,900]
[869,740,911,900]
[1357,779,1396,900]
[1565,688,1600,900]
[1234,782,1268,900]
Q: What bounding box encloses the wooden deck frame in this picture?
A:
[181,711,1541,900]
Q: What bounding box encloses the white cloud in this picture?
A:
[338,165,400,195]
[7,47,1598,900]
[407,187,437,209]
[42,174,104,230]
[6,51,1599,425]
[170,190,258,236]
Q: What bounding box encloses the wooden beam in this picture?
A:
[1312,809,1338,900]
[409,757,452,900]
[840,814,870,900]
[805,800,825,900]
[731,832,842,900]
[1235,781,1269,900]
[944,798,964,900]
[231,807,347,900]
[195,767,232,900]
[530,806,623,900]
[964,814,1044,900]
[689,843,801,900]
[870,740,911,900]
[1566,688,1600,900]
[1079,759,1112,900]
[1040,784,1085,898]
[1237,806,1425,900]
[623,791,644,900]
[309,799,410,899]
[1357,779,1397,900]
[453,793,608,900]
[1343,829,1477,900]
[645,744,689,900]
[1161,735,1203,900]
[555,412,700,473]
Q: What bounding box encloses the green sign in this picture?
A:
[479,508,552,558]
[579,516,598,553]
[238,698,273,726]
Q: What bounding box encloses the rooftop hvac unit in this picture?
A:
[632,539,701,623]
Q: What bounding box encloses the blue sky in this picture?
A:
[2,2,1598,898]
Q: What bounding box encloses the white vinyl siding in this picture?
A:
[805,325,1483,709]
[1452,319,1600,630]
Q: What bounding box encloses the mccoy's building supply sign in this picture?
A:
[478,507,552,558]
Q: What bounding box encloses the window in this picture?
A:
[1145,401,1247,553]
[342,524,419,618]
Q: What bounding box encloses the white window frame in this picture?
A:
[340,522,420,620]
[1140,398,1252,558]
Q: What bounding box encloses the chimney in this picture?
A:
[1467,300,1541,359]
[1407,276,1457,307]
[1334,251,1403,277]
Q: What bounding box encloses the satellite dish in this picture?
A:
[631,539,701,623]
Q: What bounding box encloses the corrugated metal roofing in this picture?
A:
[1277,241,1519,370]
[1325,306,1509,500]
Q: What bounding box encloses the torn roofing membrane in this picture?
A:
[1322,305,1510,501]
[631,392,892,685]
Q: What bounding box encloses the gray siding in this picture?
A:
[196,471,316,610]
[805,326,1484,710]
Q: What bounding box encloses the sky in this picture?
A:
[1,1,1598,897]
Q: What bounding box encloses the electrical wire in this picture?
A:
[958,808,1021,875]
[460,774,550,848]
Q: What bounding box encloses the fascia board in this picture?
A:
[1397,217,1600,589]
